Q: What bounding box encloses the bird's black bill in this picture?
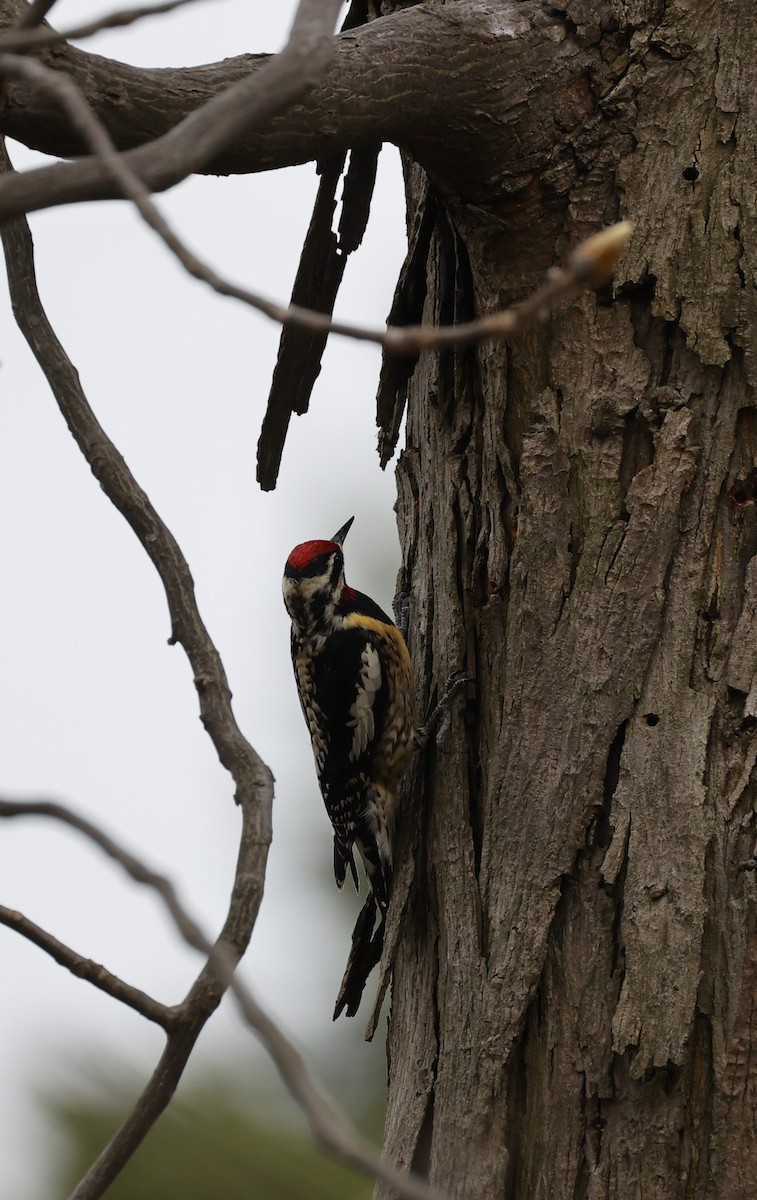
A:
[332,516,355,546]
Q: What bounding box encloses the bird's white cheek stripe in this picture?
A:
[348,644,382,760]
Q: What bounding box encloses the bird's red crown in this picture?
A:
[286,539,339,571]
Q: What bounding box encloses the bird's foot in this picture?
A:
[414,669,473,750]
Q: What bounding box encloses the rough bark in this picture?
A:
[379,1,757,1198]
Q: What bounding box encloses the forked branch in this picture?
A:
[0,797,446,1200]
[0,899,173,1026]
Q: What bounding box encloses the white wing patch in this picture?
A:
[348,644,382,761]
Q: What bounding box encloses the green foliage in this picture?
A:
[51,1073,377,1200]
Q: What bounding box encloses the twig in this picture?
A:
[15,0,59,30]
[0,797,212,948]
[0,797,447,1200]
[0,0,214,50]
[0,899,173,1027]
[227,968,445,1200]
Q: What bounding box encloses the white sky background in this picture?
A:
[0,2,407,1194]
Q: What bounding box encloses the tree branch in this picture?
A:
[0,134,272,807]
[0,797,447,1200]
[0,57,632,498]
[0,0,213,50]
[0,780,272,1200]
[0,1,580,216]
[0,130,274,1194]
[0,796,222,949]
[0,0,344,216]
[0,54,634,364]
[0,898,173,1027]
[15,0,58,29]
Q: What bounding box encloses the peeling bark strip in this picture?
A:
[257,143,381,490]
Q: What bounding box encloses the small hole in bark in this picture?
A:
[729,468,757,510]
[682,165,699,182]
[645,713,660,727]
[741,715,757,734]
[548,8,578,35]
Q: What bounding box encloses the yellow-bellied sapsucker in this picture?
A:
[283,518,415,917]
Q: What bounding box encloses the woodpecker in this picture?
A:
[282,517,415,910]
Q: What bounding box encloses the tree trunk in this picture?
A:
[380,1,757,1197]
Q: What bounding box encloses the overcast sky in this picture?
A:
[0,3,407,1194]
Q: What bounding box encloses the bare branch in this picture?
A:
[0,899,173,1027]
[0,797,214,947]
[226,968,447,1200]
[221,219,634,354]
[13,790,272,1198]
[0,0,592,219]
[0,37,632,501]
[0,50,632,500]
[14,0,59,29]
[61,783,272,1200]
[0,796,447,1200]
[0,133,272,810]
[0,0,344,216]
[0,53,633,360]
[0,0,213,50]
[0,134,273,1195]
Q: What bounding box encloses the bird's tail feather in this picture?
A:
[333,893,385,1019]
[333,838,360,894]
